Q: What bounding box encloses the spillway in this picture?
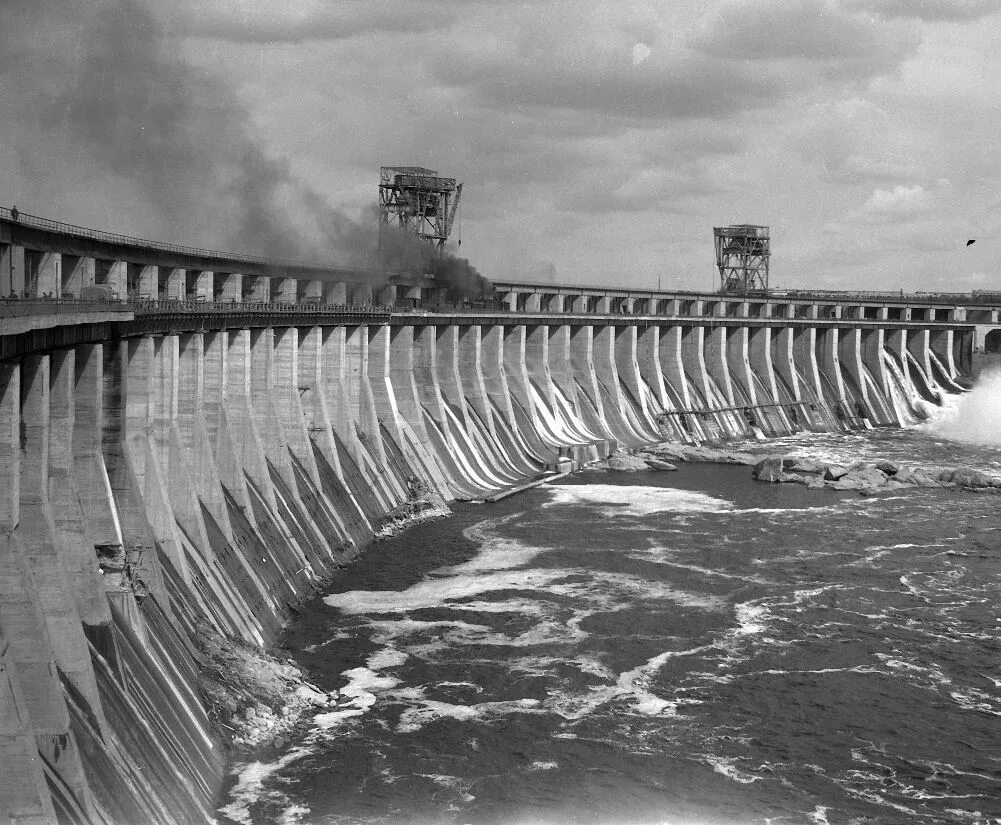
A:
[2,209,1000,823]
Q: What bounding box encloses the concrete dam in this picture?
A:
[2,210,1001,823]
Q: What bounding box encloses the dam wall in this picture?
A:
[0,211,994,823]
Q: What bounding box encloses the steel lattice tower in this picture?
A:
[714,225,770,293]
[379,166,463,254]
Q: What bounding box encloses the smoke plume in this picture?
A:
[0,0,491,297]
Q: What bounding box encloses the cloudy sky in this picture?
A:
[3,0,1001,291]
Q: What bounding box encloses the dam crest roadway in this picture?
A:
[2,206,1001,824]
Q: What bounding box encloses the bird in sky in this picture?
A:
[966,239,976,246]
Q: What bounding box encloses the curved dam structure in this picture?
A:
[2,211,1000,823]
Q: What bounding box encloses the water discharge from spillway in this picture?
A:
[921,367,1001,447]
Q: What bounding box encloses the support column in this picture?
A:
[612,325,660,437]
[302,280,323,302]
[188,270,213,300]
[225,329,277,509]
[105,261,127,298]
[122,336,184,573]
[570,325,613,440]
[816,328,848,411]
[659,326,692,410]
[772,328,801,401]
[162,268,185,300]
[301,326,348,479]
[48,349,111,626]
[18,355,105,716]
[0,242,13,295]
[243,275,270,302]
[273,327,321,485]
[137,265,157,299]
[217,273,242,302]
[249,327,295,487]
[0,361,88,824]
[25,251,60,297]
[387,325,458,495]
[177,334,231,532]
[72,344,123,549]
[324,281,348,305]
[272,277,296,303]
[706,326,735,405]
[60,255,95,297]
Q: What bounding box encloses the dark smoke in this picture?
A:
[0,0,491,295]
[428,254,495,302]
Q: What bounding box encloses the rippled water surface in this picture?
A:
[221,431,1001,825]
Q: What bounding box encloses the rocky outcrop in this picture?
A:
[595,444,757,473]
[739,453,1001,494]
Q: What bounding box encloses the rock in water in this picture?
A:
[823,464,850,481]
[606,453,650,472]
[752,456,786,483]
[789,459,826,475]
[875,460,899,476]
[645,458,678,472]
[827,465,888,491]
[949,468,999,488]
[652,444,688,462]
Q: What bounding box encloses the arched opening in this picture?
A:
[985,329,1001,353]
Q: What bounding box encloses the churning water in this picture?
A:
[220,377,1001,825]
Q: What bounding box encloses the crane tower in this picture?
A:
[714,225,770,293]
[379,166,462,254]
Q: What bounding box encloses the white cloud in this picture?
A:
[863,184,932,215]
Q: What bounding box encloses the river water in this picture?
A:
[220,381,1001,825]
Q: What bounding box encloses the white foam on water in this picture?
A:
[549,570,728,612]
[277,803,311,825]
[631,551,775,585]
[220,743,314,825]
[734,602,769,636]
[397,697,543,733]
[313,667,401,730]
[366,647,408,670]
[452,514,547,571]
[529,760,558,770]
[545,644,719,721]
[325,566,573,614]
[949,687,1001,717]
[369,607,590,650]
[326,515,563,615]
[543,484,734,517]
[920,370,1001,448]
[704,754,760,784]
[302,628,354,652]
[442,598,546,616]
[807,805,830,824]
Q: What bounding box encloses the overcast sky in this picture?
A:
[4,0,1001,291]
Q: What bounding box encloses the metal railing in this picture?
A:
[0,206,362,276]
[0,297,134,319]
[128,298,392,318]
